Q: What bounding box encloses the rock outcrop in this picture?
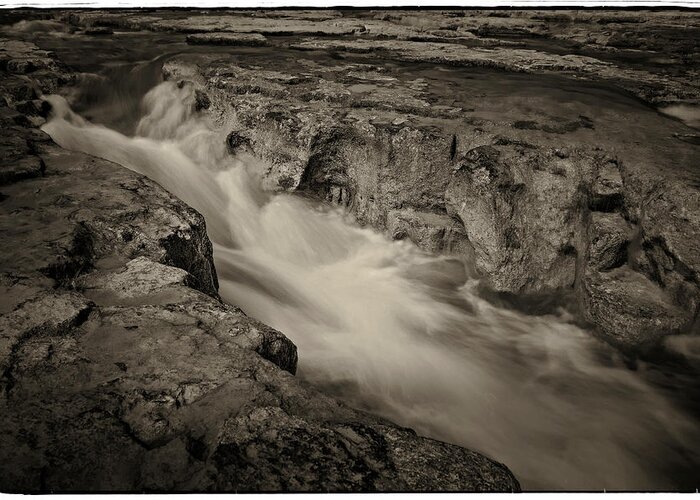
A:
[0,33,520,492]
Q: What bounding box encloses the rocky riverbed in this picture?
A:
[1,7,699,492]
[0,19,519,493]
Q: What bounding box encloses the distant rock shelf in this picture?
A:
[186,32,269,46]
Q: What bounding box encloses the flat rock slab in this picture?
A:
[61,9,700,105]
[187,32,269,46]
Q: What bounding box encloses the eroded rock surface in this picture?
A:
[0,35,520,492]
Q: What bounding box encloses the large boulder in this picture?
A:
[446,144,590,294]
[581,266,688,350]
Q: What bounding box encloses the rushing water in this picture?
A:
[21,21,697,488]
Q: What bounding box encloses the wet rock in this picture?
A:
[290,38,699,105]
[14,98,51,118]
[582,266,688,350]
[0,155,44,185]
[77,256,197,304]
[590,159,624,212]
[588,212,632,271]
[381,425,520,491]
[225,130,251,154]
[446,145,588,293]
[299,120,458,234]
[0,74,39,105]
[0,146,218,296]
[211,406,518,492]
[618,160,700,332]
[387,208,471,255]
[0,291,92,388]
[76,256,299,374]
[0,38,59,74]
[193,89,210,111]
[64,11,363,37]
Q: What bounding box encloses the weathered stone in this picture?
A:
[210,405,517,492]
[0,38,59,74]
[193,89,210,111]
[588,212,632,271]
[225,130,251,154]
[0,155,44,185]
[387,208,471,255]
[590,159,624,212]
[289,38,699,106]
[62,11,364,36]
[581,266,689,350]
[83,26,113,35]
[0,290,92,384]
[446,145,587,293]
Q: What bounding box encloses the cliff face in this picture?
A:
[0,36,520,492]
[85,7,698,353]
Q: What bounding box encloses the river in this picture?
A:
[10,19,699,491]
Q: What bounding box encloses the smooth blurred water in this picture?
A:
[40,80,700,491]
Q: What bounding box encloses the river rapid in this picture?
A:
[15,21,699,491]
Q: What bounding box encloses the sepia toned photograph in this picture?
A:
[0,0,698,493]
